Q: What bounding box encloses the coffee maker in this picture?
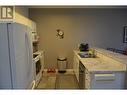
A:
[79,43,89,51]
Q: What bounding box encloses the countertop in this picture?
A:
[94,48,127,65]
[74,50,126,72]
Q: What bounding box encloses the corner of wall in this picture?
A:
[15,6,29,18]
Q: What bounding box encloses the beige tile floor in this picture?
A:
[56,74,79,89]
[36,71,79,89]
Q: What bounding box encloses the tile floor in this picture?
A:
[36,71,79,89]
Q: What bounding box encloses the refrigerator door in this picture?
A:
[25,28,35,88]
[8,23,34,89]
[0,23,12,89]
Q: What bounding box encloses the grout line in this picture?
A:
[37,69,78,89]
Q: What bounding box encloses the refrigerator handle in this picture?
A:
[25,30,34,80]
[25,31,33,79]
[25,32,29,65]
[25,33,29,66]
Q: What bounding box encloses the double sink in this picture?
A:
[78,52,97,58]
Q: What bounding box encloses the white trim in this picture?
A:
[43,69,74,74]
[28,80,36,89]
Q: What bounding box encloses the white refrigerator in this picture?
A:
[0,22,35,89]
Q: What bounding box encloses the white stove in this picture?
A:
[33,51,44,87]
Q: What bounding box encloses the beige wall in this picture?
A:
[15,6,29,17]
[29,8,127,69]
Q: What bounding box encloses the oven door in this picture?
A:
[33,53,43,86]
[36,59,41,75]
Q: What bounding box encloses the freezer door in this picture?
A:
[0,23,12,89]
[8,23,34,89]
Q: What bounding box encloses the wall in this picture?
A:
[29,8,127,69]
[15,6,29,18]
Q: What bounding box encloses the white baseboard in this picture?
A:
[43,69,74,74]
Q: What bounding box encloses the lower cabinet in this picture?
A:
[85,69,91,89]
[84,68,126,89]
[73,53,79,82]
[74,51,126,89]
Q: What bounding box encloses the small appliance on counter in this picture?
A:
[79,43,89,51]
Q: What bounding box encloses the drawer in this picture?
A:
[86,74,90,80]
[85,69,89,74]
[85,79,90,83]
[85,72,90,80]
[94,74,115,81]
[85,78,90,83]
[85,76,90,83]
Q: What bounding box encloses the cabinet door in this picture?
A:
[76,56,79,82]
[73,54,77,76]
[73,54,79,82]
[10,23,34,88]
[91,72,125,89]
[0,23,12,88]
[85,69,91,89]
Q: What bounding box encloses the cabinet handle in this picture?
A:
[95,74,115,81]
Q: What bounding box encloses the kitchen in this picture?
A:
[0,6,127,89]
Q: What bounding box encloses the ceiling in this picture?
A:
[27,6,127,9]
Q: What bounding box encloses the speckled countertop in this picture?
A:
[94,48,127,65]
[74,49,126,72]
[80,58,126,72]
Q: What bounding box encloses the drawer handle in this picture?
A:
[95,74,115,81]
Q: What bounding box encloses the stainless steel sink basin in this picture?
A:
[78,52,97,58]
